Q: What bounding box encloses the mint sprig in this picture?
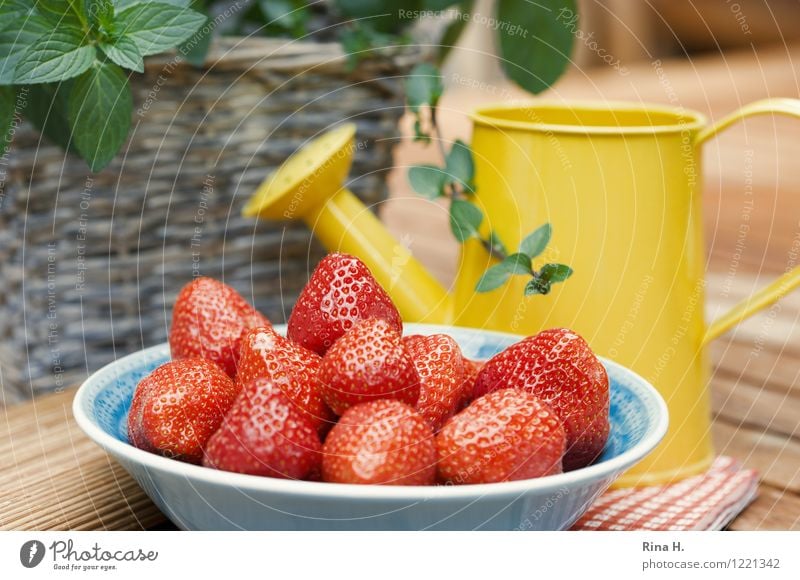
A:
[404,63,574,298]
[0,0,205,171]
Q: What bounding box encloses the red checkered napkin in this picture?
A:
[572,456,758,531]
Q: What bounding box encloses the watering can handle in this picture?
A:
[695,98,800,346]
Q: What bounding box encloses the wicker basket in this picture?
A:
[0,37,416,402]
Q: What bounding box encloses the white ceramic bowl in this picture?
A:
[73,324,668,530]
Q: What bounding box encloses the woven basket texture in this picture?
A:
[0,37,415,402]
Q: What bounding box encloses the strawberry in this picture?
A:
[169,277,271,378]
[203,378,321,479]
[458,357,484,411]
[237,326,335,435]
[402,334,465,431]
[473,328,609,471]
[287,253,402,355]
[128,358,239,464]
[436,388,566,484]
[318,318,419,415]
[322,399,436,485]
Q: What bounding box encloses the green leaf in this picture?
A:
[519,223,552,258]
[502,252,534,275]
[14,28,96,84]
[100,36,144,72]
[260,0,308,37]
[437,6,469,63]
[496,0,575,94]
[539,263,573,283]
[178,0,211,67]
[87,0,115,28]
[114,0,190,9]
[475,263,512,293]
[68,61,132,171]
[449,198,483,243]
[0,85,16,154]
[445,139,474,191]
[475,253,531,292]
[25,81,76,151]
[116,1,206,56]
[525,277,551,296]
[0,0,32,24]
[36,0,84,27]
[408,164,448,199]
[0,15,50,84]
[405,62,443,112]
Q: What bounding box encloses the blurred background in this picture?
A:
[2,0,799,403]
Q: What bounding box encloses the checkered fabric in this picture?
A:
[572,456,758,531]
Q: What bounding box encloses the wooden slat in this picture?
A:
[712,420,800,493]
[0,389,164,531]
[712,375,800,441]
[727,485,800,531]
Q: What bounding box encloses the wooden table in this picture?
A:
[3,46,800,530]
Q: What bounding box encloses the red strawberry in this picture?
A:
[322,399,436,485]
[402,334,465,431]
[436,388,566,484]
[473,328,609,471]
[237,326,335,435]
[128,358,239,464]
[458,357,484,411]
[203,378,321,479]
[318,318,419,415]
[170,277,271,378]
[287,253,402,355]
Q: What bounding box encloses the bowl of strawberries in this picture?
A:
[73,253,668,530]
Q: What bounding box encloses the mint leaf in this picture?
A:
[0,85,16,154]
[68,62,132,171]
[87,0,115,28]
[539,263,573,283]
[116,2,206,57]
[100,36,143,72]
[25,81,76,151]
[0,15,50,84]
[525,263,573,296]
[0,0,31,23]
[405,62,443,113]
[408,164,448,199]
[475,253,532,292]
[178,0,211,66]
[525,277,550,296]
[445,139,474,191]
[260,0,309,37]
[519,223,552,258]
[475,263,512,293]
[449,198,483,243]
[14,28,96,84]
[437,4,470,63]
[36,0,84,27]
[497,0,575,94]
[114,0,190,9]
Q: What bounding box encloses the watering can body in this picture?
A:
[245,99,800,487]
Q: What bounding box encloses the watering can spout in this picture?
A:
[243,123,453,324]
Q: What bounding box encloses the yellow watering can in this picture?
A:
[244,99,800,487]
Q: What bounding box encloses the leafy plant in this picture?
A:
[405,65,573,297]
[0,0,205,171]
[336,0,577,96]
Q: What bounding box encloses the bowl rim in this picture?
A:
[72,324,669,500]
